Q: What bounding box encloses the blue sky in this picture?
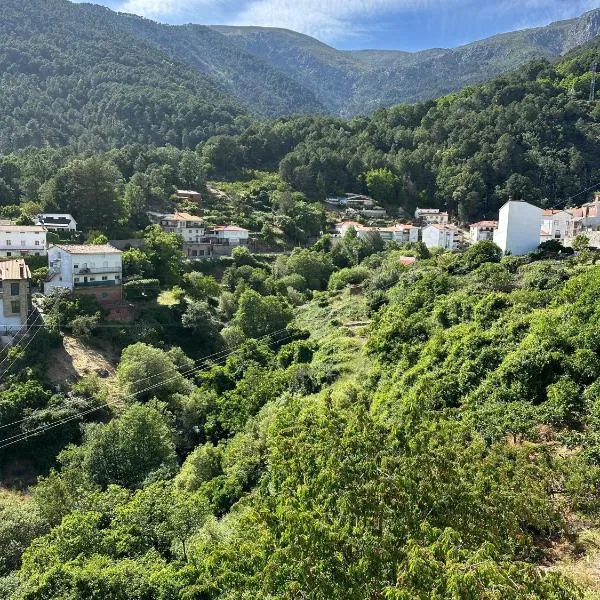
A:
[79,0,600,51]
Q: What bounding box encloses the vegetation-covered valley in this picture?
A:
[4,237,600,598]
[5,4,600,598]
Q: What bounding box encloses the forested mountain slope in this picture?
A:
[214,8,600,115]
[2,0,600,153]
[0,0,248,152]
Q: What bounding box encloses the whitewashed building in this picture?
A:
[335,221,419,243]
[45,244,123,307]
[211,225,250,245]
[37,214,77,232]
[493,200,542,255]
[415,208,449,225]
[469,220,498,243]
[0,259,31,334]
[159,212,204,243]
[540,209,573,243]
[422,224,460,250]
[0,225,47,257]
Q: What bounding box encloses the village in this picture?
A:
[0,188,598,342]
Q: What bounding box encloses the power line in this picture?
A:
[0,331,300,451]
[0,325,294,433]
[0,313,44,380]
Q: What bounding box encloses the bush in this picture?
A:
[123,278,160,300]
[328,266,370,291]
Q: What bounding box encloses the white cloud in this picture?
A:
[232,0,464,42]
[114,0,600,44]
[118,0,227,20]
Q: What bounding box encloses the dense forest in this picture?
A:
[2,0,600,152]
[2,37,600,225]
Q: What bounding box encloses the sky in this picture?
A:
[77,0,600,51]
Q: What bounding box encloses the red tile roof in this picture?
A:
[470,220,498,228]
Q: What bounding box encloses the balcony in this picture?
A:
[73,266,122,275]
[74,280,119,288]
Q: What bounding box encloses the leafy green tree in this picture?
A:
[41,157,123,233]
[365,167,401,207]
[142,225,183,286]
[82,405,177,489]
[117,343,194,401]
[234,289,293,339]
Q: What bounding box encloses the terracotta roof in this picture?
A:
[213,225,249,232]
[470,220,498,228]
[161,212,202,222]
[0,259,31,280]
[399,256,417,266]
[542,209,570,216]
[51,244,122,255]
[0,225,46,232]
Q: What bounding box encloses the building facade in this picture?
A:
[422,224,460,250]
[415,208,449,225]
[175,190,202,204]
[45,244,123,307]
[0,259,31,334]
[469,220,498,243]
[335,221,419,243]
[37,214,77,232]
[540,210,572,243]
[0,225,47,257]
[493,200,542,255]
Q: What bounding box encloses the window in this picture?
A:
[6,240,11,246]
[74,264,79,269]
[35,241,40,246]
[102,276,108,281]
[74,277,80,283]
[6,252,11,257]
[90,277,96,281]
[10,283,19,296]
[10,300,20,314]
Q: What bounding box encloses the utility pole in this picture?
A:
[590,60,597,102]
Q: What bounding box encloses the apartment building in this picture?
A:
[0,225,47,257]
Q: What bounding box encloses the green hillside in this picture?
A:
[0,0,247,152]
[1,0,600,154]
[4,237,600,598]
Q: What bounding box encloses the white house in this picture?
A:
[540,209,572,243]
[415,208,449,225]
[175,190,202,204]
[378,224,419,243]
[0,259,31,334]
[493,200,542,255]
[211,225,250,245]
[45,244,123,307]
[0,225,47,257]
[159,212,204,243]
[469,220,498,243]
[335,221,419,243]
[37,214,77,232]
[422,224,460,250]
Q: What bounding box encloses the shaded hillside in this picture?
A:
[214,9,600,115]
[0,0,246,152]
